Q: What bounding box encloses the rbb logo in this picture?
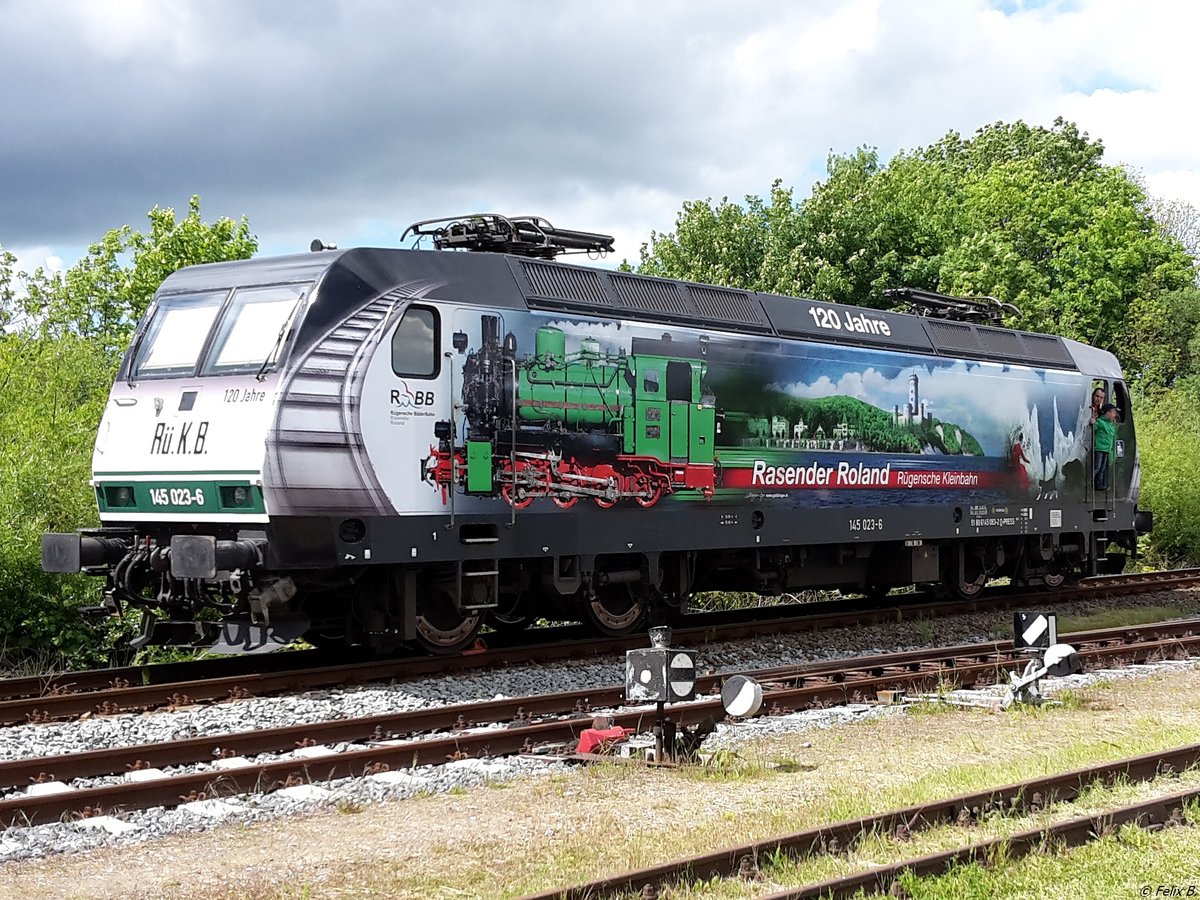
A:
[390,381,435,408]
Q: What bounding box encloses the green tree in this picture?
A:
[1124,287,1200,388]
[632,181,801,290]
[637,119,1196,369]
[13,195,256,357]
[0,247,14,327]
[0,198,257,668]
[0,333,115,665]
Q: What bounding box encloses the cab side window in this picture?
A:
[1113,381,1129,423]
[391,306,439,378]
[642,368,660,395]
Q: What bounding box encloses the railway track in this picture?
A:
[4,567,1198,726]
[525,743,1200,899]
[2,618,1197,831]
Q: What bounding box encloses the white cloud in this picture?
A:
[6,246,66,280]
[4,0,1200,270]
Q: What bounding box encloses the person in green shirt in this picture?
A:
[1093,403,1118,491]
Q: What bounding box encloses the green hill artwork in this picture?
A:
[721,392,983,456]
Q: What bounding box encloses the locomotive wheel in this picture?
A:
[632,474,663,508]
[583,585,646,636]
[589,465,621,509]
[954,575,986,599]
[486,609,532,632]
[502,482,535,509]
[1040,557,1077,590]
[953,561,987,599]
[1041,569,1066,590]
[486,592,532,632]
[551,493,579,509]
[942,550,988,600]
[415,594,484,654]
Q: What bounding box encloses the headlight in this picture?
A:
[219,484,258,509]
[103,485,136,508]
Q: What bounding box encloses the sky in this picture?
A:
[2,0,1199,278]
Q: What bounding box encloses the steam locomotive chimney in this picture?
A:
[481,315,499,351]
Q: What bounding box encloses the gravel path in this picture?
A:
[2,587,1197,862]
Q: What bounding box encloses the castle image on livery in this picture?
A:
[726,368,981,457]
[893,373,932,427]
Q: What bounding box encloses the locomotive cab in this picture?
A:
[43,254,330,651]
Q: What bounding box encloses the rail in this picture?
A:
[524,743,1200,899]
[3,566,1198,725]
[1,619,1196,829]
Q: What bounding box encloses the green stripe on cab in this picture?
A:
[96,481,265,515]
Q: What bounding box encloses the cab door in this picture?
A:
[634,361,669,460]
[666,361,692,461]
[1111,379,1134,501]
[1086,378,1131,511]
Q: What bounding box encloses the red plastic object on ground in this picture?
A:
[576,725,634,754]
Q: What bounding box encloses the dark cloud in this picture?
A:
[0,1,751,247]
[1,1,1195,259]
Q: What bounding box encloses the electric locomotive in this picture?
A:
[42,214,1151,654]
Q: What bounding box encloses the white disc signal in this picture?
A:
[669,651,696,701]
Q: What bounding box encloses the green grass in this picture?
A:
[618,687,1200,897]
[906,698,963,716]
[891,800,1200,899]
[430,689,1200,898]
[912,615,937,643]
[680,749,814,783]
[659,774,1200,898]
[1057,604,1192,634]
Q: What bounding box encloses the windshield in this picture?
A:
[203,285,306,375]
[132,292,227,378]
[131,283,308,380]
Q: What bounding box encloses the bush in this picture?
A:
[0,334,122,668]
[1135,382,1200,566]
[0,199,256,671]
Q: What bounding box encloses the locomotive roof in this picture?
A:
[155,247,1111,375]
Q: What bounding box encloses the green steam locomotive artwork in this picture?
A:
[426,317,717,507]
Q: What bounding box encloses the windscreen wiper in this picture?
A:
[256,322,290,382]
[126,328,148,387]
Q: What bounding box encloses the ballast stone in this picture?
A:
[291,744,337,759]
[211,756,254,770]
[75,815,140,835]
[25,781,73,796]
[446,758,510,777]
[275,784,330,802]
[367,770,427,787]
[179,798,243,818]
[124,768,168,782]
